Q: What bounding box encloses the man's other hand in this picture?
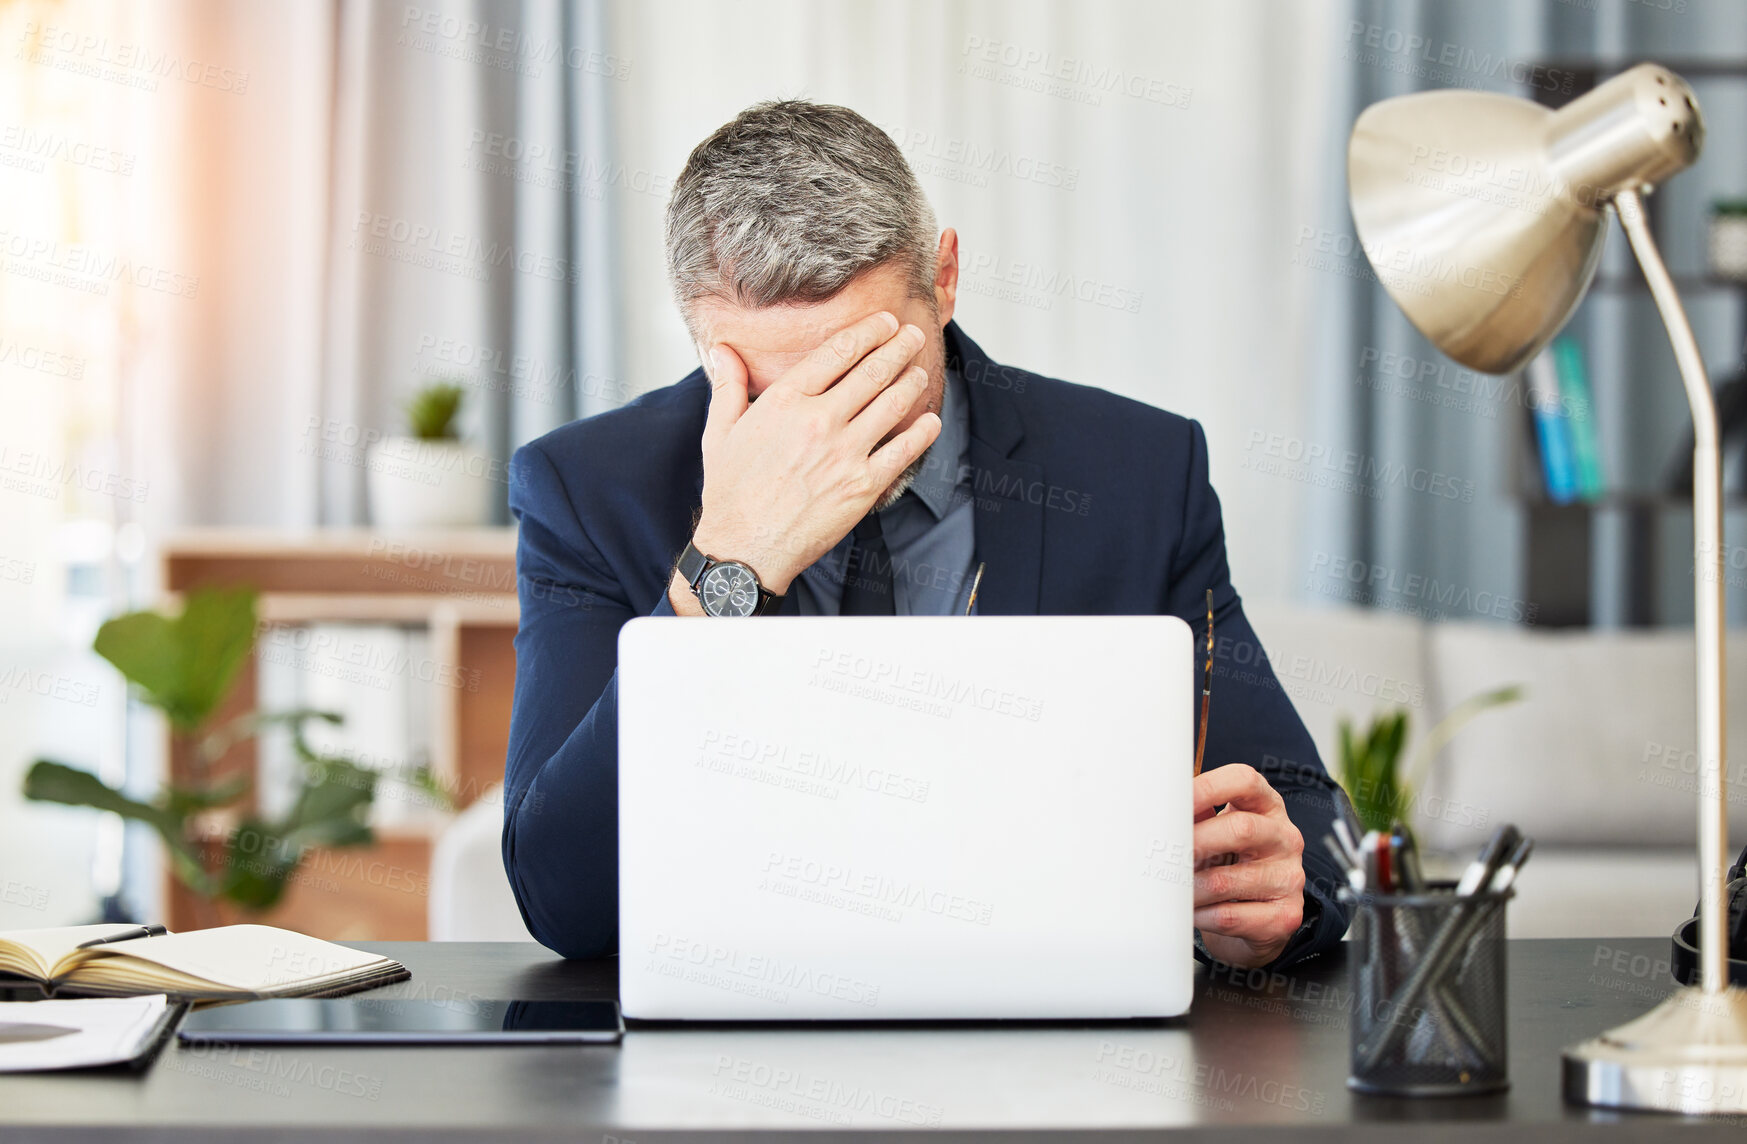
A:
[1191,763,1307,968]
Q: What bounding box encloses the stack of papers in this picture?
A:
[0,994,172,1072]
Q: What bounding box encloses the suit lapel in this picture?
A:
[949,324,1044,616]
[968,445,1044,615]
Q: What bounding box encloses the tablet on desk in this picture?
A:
[176,998,622,1045]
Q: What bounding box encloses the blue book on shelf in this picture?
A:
[1552,337,1605,500]
[1526,352,1578,503]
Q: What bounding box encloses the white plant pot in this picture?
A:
[1708,215,1747,282]
[366,436,494,528]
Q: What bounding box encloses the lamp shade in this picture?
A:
[1348,64,1703,374]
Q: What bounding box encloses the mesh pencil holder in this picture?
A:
[1342,883,1513,1097]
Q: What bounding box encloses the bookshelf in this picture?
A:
[1518,59,1747,627]
[159,528,519,940]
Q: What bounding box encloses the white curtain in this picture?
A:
[133,0,1362,598]
[607,0,1344,602]
[143,0,624,533]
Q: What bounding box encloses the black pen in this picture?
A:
[75,924,168,950]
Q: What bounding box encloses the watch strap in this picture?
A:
[675,539,710,589]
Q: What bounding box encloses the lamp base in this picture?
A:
[1563,985,1747,1113]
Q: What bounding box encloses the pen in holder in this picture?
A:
[1342,881,1513,1096]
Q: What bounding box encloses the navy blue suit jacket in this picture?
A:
[504,323,1352,965]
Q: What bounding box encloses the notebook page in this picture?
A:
[67,925,387,992]
[0,925,160,981]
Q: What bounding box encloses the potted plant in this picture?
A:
[22,587,447,926]
[1337,685,1523,839]
[1708,198,1747,283]
[367,381,495,528]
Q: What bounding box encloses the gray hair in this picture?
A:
[664,100,938,329]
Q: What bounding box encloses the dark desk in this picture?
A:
[1,938,1734,1141]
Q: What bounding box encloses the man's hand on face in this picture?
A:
[1191,763,1309,969]
[681,311,941,599]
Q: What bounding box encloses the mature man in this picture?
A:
[504,100,1350,970]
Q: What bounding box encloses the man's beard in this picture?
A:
[872,335,949,512]
[874,451,926,512]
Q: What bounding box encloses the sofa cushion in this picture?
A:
[1422,621,1747,851]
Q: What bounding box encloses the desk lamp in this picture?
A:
[1347,63,1747,1114]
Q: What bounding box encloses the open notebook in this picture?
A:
[0,924,409,1001]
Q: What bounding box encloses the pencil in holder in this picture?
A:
[1342,883,1513,1097]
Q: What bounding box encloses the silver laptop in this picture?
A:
[616,615,1194,1020]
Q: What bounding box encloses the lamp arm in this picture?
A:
[1615,187,1730,995]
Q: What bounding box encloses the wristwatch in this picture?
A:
[675,540,784,617]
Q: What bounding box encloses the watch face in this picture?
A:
[699,561,760,617]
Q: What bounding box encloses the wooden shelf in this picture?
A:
[1519,494,1747,510]
[251,592,518,626]
[159,528,524,941]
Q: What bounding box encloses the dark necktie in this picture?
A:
[839,512,896,615]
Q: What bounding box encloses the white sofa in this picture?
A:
[430,604,1747,943]
[1245,601,1747,940]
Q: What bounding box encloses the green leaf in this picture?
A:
[214,758,376,912]
[220,818,300,911]
[199,707,341,768]
[94,587,259,730]
[23,760,213,894]
[280,757,376,850]
[164,773,252,817]
[405,383,464,440]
